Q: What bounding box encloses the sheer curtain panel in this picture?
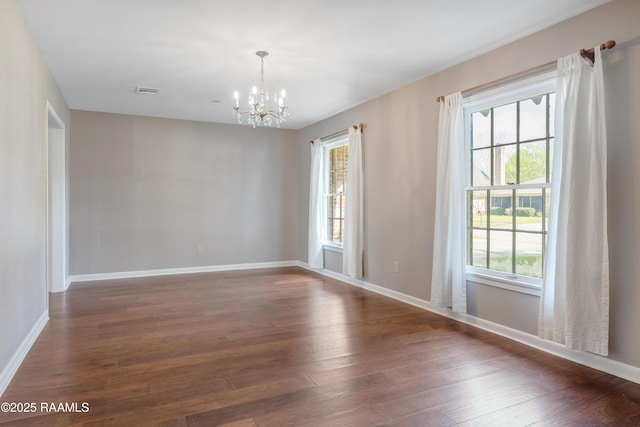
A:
[343,127,364,278]
[539,46,610,356]
[308,139,325,268]
[431,92,466,313]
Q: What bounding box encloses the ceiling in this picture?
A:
[16,0,609,129]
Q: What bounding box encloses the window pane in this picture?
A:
[489,230,513,273]
[520,95,547,141]
[472,148,491,186]
[548,137,554,182]
[490,190,512,230]
[329,171,336,193]
[516,188,543,232]
[336,170,345,193]
[519,141,547,184]
[494,144,517,185]
[471,229,487,268]
[544,188,551,232]
[472,110,491,148]
[332,219,343,243]
[327,193,346,243]
[471,190,487,228]
[549,93,556,138]
[494,102,517,145]
[327,195,336,217]
[330,147,336,168]
[516,232,543,278]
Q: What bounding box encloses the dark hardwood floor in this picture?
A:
[1,267,639,426]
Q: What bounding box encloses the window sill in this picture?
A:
[323,243,343,253]
[466,269,541,297]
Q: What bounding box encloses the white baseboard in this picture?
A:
[0,310,49,397]
[49,276,72,294]
[68,261,299,284]
[297,262,640,385]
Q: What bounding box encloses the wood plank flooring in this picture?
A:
[1,267,639,426]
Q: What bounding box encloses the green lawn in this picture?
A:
[473,214,543,227]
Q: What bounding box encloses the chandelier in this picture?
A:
[233,51,288,128]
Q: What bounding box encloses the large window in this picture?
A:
[465,74,555,287]
[324,139,348,245]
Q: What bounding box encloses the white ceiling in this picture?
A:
[16,0,609,129]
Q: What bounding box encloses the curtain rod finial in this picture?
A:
[582,39,616,64]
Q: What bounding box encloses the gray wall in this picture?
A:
[295,0,640,368]
[0,0,70,381]
[70,111,298,274]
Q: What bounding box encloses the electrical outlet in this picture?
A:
[393,261,399,273]
[197,244,204,253]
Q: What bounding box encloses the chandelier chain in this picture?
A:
[260,56,265,87]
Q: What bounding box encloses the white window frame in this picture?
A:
[322,136,349,250]
[463,71,556,295]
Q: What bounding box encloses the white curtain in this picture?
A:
[539,46,609,356]
[431,92,466,313]
[343,127,364,278]
[308,139,325,268]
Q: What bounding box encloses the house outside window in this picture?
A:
[464,72,556,290]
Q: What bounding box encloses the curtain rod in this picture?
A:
[309,123,365,145]
[436,40,616,103]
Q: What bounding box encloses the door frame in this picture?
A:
[46,101,67,296]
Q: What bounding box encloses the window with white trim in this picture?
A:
[465,73,556,288]
[324,138,349,246]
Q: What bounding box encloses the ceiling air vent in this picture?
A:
[135,86,159,95]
